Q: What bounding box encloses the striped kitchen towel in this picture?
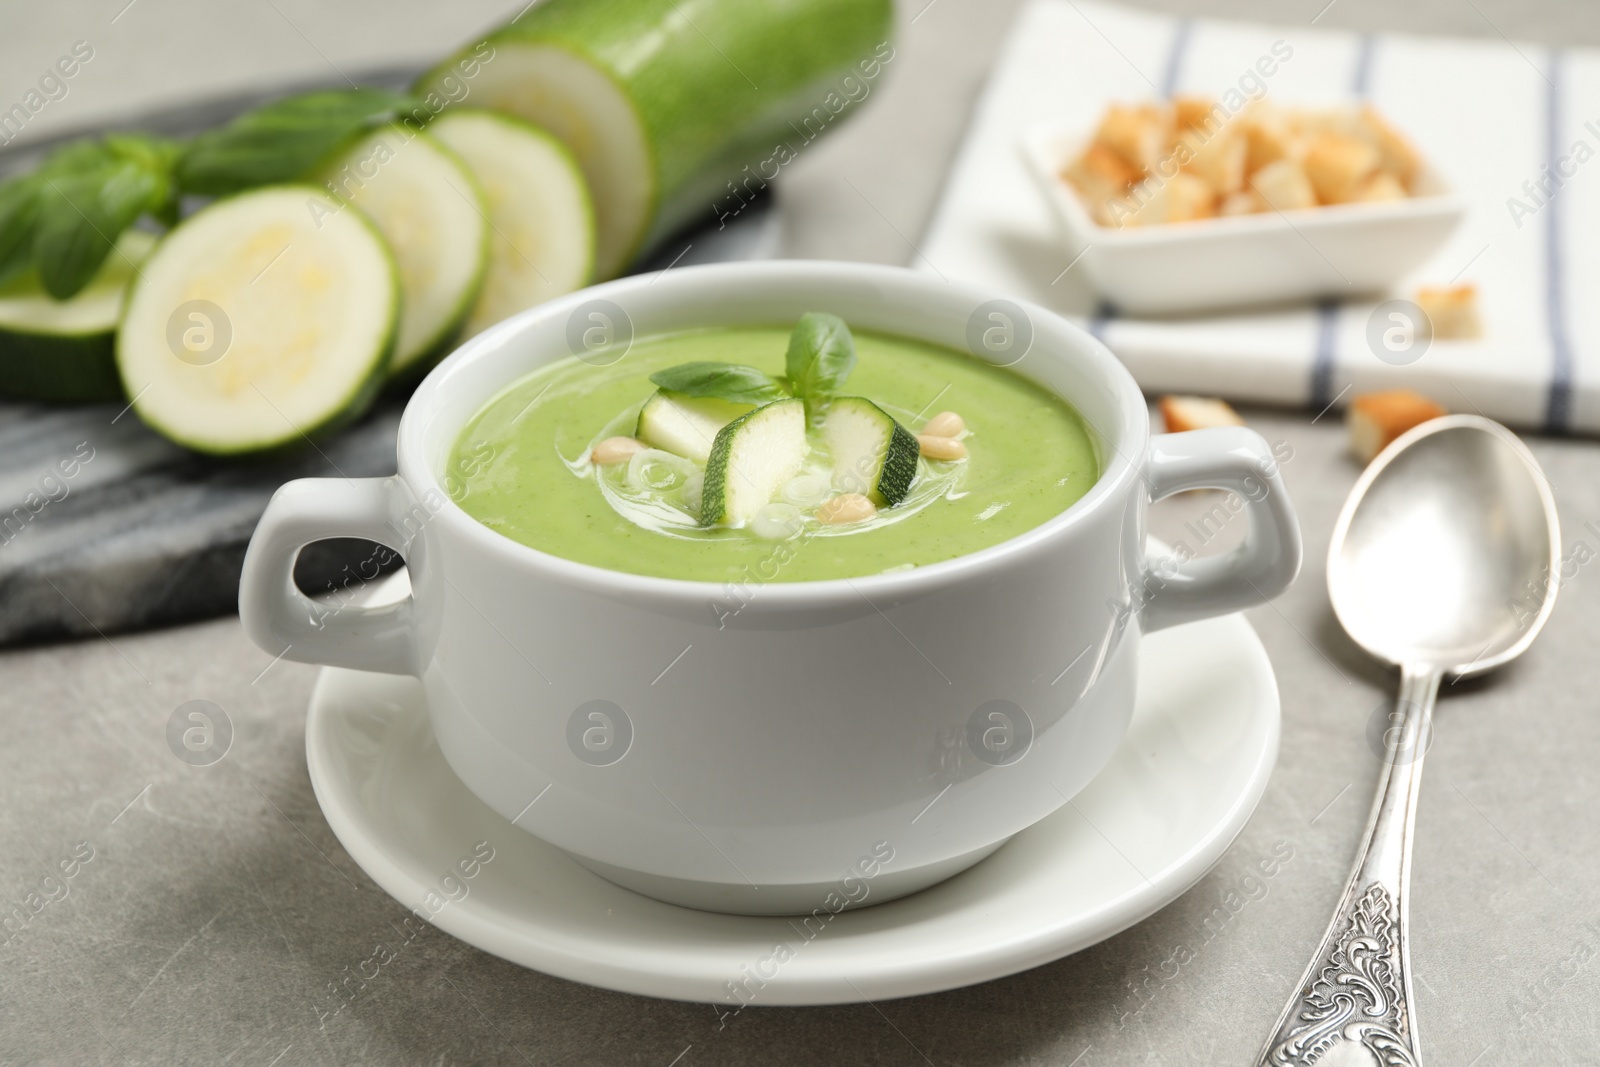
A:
[918,0,1600,434]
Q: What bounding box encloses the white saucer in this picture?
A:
[305,589,1278,1005]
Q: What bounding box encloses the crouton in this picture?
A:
[1097,195,1139,228]
[1160,395,1246,433]
[1241,103,1299,173]
[1359,104,1421,188]
[1219,191,1257,216]
[1177,127,1248,195]
[1414,284,1483,340]
[1122,172,1217,225]
[1289,106,1363,141]
[1354,171,1408,203]
[1095,103,1170,172]
[1064,142,1142,222]
[1348,391,1447,462]
[1303,133,1381,204]
[1180,185,1209,224]
[1173,95,1225,137]
[1249,159,1318,212]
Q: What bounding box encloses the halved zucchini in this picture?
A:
[635,388,751,463]
[316,126,489,376]
[116,185,398,455]
[426,109,594,339]
[824,396,919,506]
[417,0,893,277]
[701,398,807,527]
[0,230,156,402]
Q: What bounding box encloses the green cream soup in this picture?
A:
[449,326,1100,583]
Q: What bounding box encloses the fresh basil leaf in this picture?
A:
[107,134,185,230]
[33,174,121,299]
[649,361,788,404]
[103,132,182,182]
[30,134,177,299]
[38,138,120,176]
[0,177,41,285]
[176,88,422,196]
[784,312,857,402]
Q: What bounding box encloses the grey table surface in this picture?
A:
[3,1,1599,1064]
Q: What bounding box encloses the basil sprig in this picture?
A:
[0,87,424,300]
[176,88,423,196]
[784,311,856,404]
[0,133,180,298]
[645,313,859,407]
[649,361,788,404]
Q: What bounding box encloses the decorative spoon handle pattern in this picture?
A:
[1255,665,1441,1067]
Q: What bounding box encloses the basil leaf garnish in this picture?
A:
[784,311,856,403]
[176,88,421,196]
[649,361,788,404]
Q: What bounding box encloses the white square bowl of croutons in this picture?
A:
[1021,99,1466,316]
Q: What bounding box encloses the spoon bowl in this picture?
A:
[1328,414,1561,675]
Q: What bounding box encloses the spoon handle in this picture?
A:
[1253,664,1442,1067]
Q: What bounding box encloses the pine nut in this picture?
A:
[917,434,968,461]
[922,411,965,437]
[817,493,877,524]
[591,436,648,464]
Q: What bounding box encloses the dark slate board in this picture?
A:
[0,67,780,646]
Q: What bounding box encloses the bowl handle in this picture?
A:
[238,476,417,675]
[1140,427,1303,633]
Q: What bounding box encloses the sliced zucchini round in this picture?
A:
[316,126,489,377]
[0,229,156,402]
[701,398,807,527]
[430,45,645,281]
[116,185,398,455]
[824,396,919,506]
[426,109,594,339]
[635,388,751,463]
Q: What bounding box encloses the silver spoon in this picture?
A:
[1254,414,1560,1067]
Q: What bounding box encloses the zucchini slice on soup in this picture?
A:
[636,389,752,464]
[700,398,807,527]
[823,396,919,506]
